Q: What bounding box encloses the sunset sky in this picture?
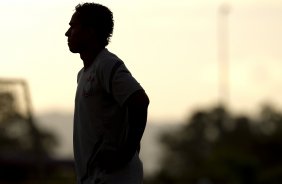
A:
[1,0,282,123]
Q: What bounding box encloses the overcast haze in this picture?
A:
[0,0,282,122]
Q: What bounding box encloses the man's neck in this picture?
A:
[80,47,104,69]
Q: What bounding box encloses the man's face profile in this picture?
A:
[65,12,93,53]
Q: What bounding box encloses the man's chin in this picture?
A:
[69,47,80,53]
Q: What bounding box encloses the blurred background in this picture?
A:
[1,0,282,183]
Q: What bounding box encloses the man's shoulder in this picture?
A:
[99,48,122,63]
[96,49,124,71]
[77,68,84,83]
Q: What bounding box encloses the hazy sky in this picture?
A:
[1,0,282,122]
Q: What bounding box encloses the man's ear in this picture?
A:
[88,27,98,41]
[88,27,96,34]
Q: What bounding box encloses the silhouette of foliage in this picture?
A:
[0,90,70,183]
[0,91,58,156]
[145,105,282,184]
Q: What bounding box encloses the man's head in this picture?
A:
[65,3,114,53]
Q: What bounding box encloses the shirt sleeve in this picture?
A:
[111,64,143,106]
[96,58,142,106]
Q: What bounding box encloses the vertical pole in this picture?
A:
[218,3,230,108]
[22,80,45,180]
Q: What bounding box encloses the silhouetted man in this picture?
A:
[65,3,149,184]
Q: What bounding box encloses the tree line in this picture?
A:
[145,105,282,184]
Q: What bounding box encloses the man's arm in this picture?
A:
[122,89,150,160]
[97,89,149,172]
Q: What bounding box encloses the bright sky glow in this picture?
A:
[1,0,282,122]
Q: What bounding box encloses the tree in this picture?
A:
[145,105,282,184]
[0,89,60,182]
[0,91,57,157]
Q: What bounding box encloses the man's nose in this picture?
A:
[65,28,70,37]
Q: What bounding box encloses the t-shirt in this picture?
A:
[73,48,143,182]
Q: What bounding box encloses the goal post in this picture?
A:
[0,78,33,119]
